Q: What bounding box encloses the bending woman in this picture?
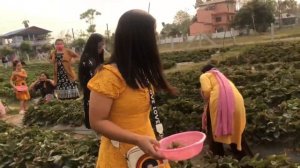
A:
[199,64,252,160]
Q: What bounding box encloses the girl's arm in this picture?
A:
[69,49,79,58]
[16,70,27,78]
[10,74,16,89]
[29,79,39,91]
[68,49,80,62]
[70,49,81,65]
[89,91,164,159]
[49,51,55,63]
[47,79,55,86]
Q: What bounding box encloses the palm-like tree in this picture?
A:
[22,20,30,28]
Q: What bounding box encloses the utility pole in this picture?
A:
[106,24,109,39]
[72,28,75,40]
[278,0,282,29]
[148,2,151,13]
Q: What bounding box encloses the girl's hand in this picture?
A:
[12,72,18,76]
[136,136,164,160]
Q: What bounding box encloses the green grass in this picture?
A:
[7,108,19,115]
[158,25,300,53]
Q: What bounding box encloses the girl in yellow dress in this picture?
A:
[87,10,175,168]
[10,60,30,114]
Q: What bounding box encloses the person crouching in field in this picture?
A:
[29,72,56,104]
[199,64,253,160]
[10,60,30,114]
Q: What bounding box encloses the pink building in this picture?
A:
[190,0,236,35]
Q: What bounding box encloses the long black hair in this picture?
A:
[12,60,20,69]
[54,38,64,44]
[40,72,50,79]
[201,64,215,73]
[109,9,175,94]
[78,33,104,89]
[78,33,105,129]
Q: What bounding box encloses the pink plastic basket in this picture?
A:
[15,85,28,92]
[158,131,206,161]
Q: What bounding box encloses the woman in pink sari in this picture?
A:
[199,64,252,160]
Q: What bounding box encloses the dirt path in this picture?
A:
[1,112,95,137]
[165,62,207,74]
[1,114,23,127]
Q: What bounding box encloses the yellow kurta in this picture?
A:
[88,65,170,168]
[11,69,30,101]
[200,72,246,150]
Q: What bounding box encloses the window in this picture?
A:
[205,4,215,10]
[215,16,222,22]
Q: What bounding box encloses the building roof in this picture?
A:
[198,0,235,6]
[275,13,296,19]
[1,26,51,39]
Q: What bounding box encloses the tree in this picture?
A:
[278,0,298,14]
[160,23,181,38]
[232,0,275,32]
[174,10,191,25]
[20,41,33,62]
[75,30,88,39]
[173,10,191,35]
[22,20,29,28]
[65,33,72,44]
[40,44,52,53]
[0,46,14,57]
[160,10,192,37]
[80,9,101,34]
[276,0,298,27]
[105,32,115,52]
[105,25,112,51]
[195,0,204,8]
[71,38,86,53]
[266,0,277,13]
[58,31,72,46]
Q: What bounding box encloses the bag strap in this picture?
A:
[148,87,164,139]
[110,86,164,149]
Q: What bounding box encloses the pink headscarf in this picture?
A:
[209,68,235,136]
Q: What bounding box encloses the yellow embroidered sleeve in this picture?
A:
[88,68,125,99]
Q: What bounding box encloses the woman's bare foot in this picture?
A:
[19,110,25,114]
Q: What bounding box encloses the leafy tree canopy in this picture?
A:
[80,9,101,34]
[232,0,275,32]
[160,10,191,37]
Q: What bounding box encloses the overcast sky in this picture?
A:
[0,0,196,38]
